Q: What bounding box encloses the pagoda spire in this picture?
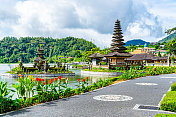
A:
[110,19,127,53]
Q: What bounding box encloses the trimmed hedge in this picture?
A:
[160,91,176,112]
[155,114,176,117]
[171,82,176,91]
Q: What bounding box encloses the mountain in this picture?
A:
[158,32,176,43]
[125,39,150,46]
[0,37,96,63]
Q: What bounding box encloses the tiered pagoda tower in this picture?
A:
[104,19,132,68]
[34,45,48,70]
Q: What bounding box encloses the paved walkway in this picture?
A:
[2,74,176,117]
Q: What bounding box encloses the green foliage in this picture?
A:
[0,81,15,113]
[158,51,162,57]
[155,114,176,117]
[160,91,176,112]
[100,62,107,65]
[84,67,125,72]
[83,47,110,62]
[0,37,96,63]
[171,82,176,91]
[165,27,176,35]
[166,37,176,55]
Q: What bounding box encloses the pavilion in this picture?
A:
[89,53,104,66]
[125,52,168,66]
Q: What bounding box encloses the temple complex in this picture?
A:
[104,19,132,69]
[18,44,66,73]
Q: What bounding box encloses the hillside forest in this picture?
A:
[0,37,97,63]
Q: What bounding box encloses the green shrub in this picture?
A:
[100,62,107,65]
[160,91,176,112]
[171,82,176,91]
[155,114,176,117]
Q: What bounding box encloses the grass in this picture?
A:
[155,114,176,117]
[160,91,176,112]
[171,82,176,91]
[83,68,126,73]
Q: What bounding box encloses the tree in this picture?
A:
[165,27,176,35]
[166,37,176,66]
[158,51,161,57]
[0,37,96,63]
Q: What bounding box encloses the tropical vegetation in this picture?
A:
[0,37,96,63]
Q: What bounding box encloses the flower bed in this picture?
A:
[0,75,113,114]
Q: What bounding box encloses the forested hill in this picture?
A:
[125,39,150,46]
[158,32,176,43]
[0,37,96,63]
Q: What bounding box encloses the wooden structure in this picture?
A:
[126,52,168,65]
[34,48,48,71]
[19,44,66,72]
[104,19,132,69]
[89,53,104,66]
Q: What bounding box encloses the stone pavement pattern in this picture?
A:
[2,74,176,117]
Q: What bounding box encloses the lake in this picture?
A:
[0,64,113,99]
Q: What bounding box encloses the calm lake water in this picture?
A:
[0,64,113,99]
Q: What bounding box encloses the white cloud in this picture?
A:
[0,0,19,38]
[0,0,175,48]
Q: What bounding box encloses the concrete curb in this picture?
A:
[81,70,123,76]
[1,73,75,78]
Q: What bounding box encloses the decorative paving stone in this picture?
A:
[93,95,133,101]
[136,83,158,85]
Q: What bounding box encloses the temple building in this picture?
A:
[34,46,48,71]
[126,52,168,65]
[104,19,132,68]
[130,43,155,54]
[89,53,104,66]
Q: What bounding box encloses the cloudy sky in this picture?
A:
[0,0,176,48]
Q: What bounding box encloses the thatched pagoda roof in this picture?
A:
[89,53,104,58]
[111,42,125,46]
[109,47,127,51]
[112,39,124,42]
[34,57,47,62]
[104,52,132,57]
[126,53,168,61]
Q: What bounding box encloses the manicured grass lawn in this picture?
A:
[156,82,176,117]
[155,114,176,117]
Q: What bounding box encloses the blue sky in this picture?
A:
[0,0,176,48]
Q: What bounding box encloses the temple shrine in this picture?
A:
[33,45,48,71]
[104,19,132,69]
